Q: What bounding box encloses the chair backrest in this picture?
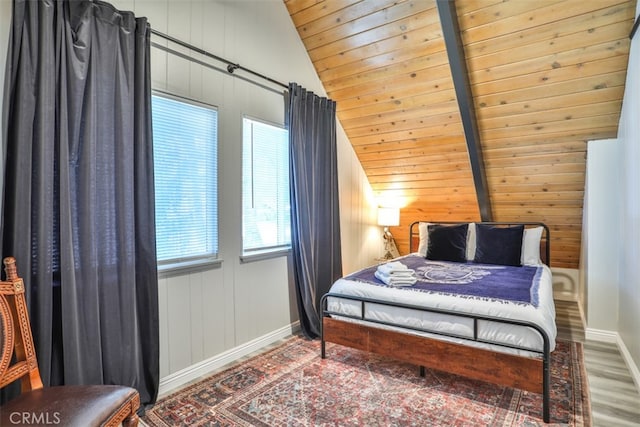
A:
[0,257,44,392]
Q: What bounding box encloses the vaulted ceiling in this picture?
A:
[284,0,637,269]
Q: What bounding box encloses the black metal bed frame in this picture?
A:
[320,221,553,423]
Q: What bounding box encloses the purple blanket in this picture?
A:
[345,255,543,307]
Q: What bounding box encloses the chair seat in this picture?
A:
[0,385,139,427]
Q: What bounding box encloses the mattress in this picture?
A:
[325,254,557,357]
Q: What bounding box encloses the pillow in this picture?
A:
[419,222,474,258]
[466,222,476,261]
[426,224,469,262]
[473,224,524,266]
[521,226,543,265]
[417,222,431,256]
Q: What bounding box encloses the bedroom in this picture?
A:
[0,0,638,425]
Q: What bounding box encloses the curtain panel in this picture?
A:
[1,0,159,407]
[287,83,343,338]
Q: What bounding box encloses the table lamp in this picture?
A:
[377,207,400,259]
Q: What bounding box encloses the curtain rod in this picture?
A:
[150,42,284,96]
[150,29,289,90]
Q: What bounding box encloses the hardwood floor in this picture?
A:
[555,299,640,426]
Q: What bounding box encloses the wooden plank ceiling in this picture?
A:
[284,0,637,269]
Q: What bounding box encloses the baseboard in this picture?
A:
[617,333,640,394]
[158,321,301,398]
[585,327,618,343]
[585,327,640,394]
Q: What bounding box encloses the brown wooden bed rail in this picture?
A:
[320,293,552,422]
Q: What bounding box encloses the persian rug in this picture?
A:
[143,336,590,427]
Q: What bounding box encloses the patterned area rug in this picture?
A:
[143,336,590,426]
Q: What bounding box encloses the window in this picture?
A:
[242,117,290,254]
[152,94,218,267]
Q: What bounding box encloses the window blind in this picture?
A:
[152,95,218,263]
[242,118,290,252]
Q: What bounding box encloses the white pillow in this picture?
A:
[521,226,544,265]
[417,222,430,256]
[466,222,476,261]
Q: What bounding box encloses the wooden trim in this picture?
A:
[323,317,544,393]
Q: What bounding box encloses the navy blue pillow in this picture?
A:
[473,224,524,266]
[426,224,468,262]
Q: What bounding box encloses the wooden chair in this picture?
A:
[0,257,140,427]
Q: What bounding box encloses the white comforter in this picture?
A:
[326,256,557,357]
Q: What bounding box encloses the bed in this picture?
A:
[320,221,556,423]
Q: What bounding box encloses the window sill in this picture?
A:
[240,247,291,263]
[158,257,222,278]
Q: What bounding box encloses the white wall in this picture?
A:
[579,167,589,322]
[616,1,640,383]
[584,139,620,332]
[0,0,380,393]
[582,2,640,389]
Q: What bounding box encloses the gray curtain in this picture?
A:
[1,0,158,407]
[287,83,343,339]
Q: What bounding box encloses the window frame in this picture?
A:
[151,91,221,274]
[240,115,291,262]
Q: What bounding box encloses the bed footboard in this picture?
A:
[320,293,552,423]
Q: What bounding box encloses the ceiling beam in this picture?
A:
[630,13,639,40]
[436,0,492,221]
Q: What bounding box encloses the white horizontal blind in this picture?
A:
[242,117,290,252]
[152,94,218,263]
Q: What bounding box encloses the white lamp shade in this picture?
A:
[377,207,400,227]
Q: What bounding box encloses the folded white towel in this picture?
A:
[388,270,414,277]
[375,268,414,278]
[377,262,415,276]
[382,261,410,270]
[374,270,417,287]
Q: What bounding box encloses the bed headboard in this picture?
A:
[409,221,551,266]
